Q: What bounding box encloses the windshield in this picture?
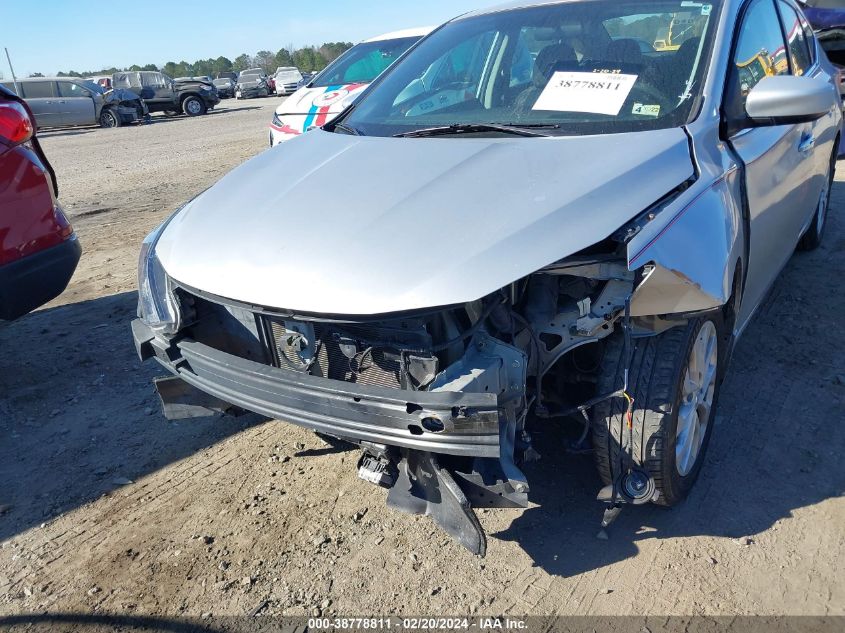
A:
[342,0,719,137]
[311,36,422,87]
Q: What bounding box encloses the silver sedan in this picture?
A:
[134,0,841,554]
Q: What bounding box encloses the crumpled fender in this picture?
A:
[625,168,744,317]
[104,88,143,106]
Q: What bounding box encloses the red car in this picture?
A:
[0,84,80,321]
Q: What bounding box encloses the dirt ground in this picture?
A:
[1,98,844,625]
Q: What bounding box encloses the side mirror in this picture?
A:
[745,75,837,126]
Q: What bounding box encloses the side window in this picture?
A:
[509,31,535,88]
[726,0,790,124]
[800,15,817,65]
[342,50,388,83]
[430,31,494,92]
[21,81,55,99]
[113,73,139,89]
[778,2,813,76]
[57,82,86,98]
[140,73,165,88]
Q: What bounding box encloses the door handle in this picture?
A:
[798,134,815,154]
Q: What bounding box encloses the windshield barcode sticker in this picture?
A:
[532,71,638,116]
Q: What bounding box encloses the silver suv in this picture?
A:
[1,77,147,128]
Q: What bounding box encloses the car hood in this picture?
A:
[277,83,369,116]
[156,128,694,315]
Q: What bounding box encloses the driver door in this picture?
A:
[726,0,815,325]
[55,81,96,126]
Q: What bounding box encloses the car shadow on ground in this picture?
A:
[0,613,230,633]
[0,291,266,543]
[37,127,101,139]
[495,181,845,576]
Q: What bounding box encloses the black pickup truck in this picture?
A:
[112,71,219,116]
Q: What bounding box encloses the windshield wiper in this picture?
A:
[394,123,552,138]
[333,122,362,136]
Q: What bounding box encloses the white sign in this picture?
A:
[532,71,638,116]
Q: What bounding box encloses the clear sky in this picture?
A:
[2,0,492,77]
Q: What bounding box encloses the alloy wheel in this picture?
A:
[676,321,718,476]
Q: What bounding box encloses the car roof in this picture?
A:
[363,26,434,42]
[10,76,84,82]
[460,0,729,19]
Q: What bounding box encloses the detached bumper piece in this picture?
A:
[388,451,487,556]
[133,319,501,457]
[133,318,529,555]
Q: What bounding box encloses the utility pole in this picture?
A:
[4,47,20,96]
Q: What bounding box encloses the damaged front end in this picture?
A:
[133,124,743,554]
[103,88,149,124]
[133,236,652,555]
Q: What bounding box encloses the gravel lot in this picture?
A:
[1,99,844,626]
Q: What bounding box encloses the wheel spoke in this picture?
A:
[683,376,699,398]
[677,403,695,439]
[699,362,717,403]
[677,409,698,475]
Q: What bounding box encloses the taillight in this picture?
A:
[0,101,34,145]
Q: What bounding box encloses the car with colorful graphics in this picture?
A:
[268,27,432,146]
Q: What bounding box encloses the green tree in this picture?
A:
[213,56,233,75]
[233,54,253,72]
[193,58,214,77]
[274,48,293,68]
[254,50,275,74]
[28,72,45,77]
[141,63,158,71]
[319,42,353,64]
[293,47,321,72]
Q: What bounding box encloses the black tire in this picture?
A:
[98,108,120,128]
[182,95,207,117]
[592,316,724,506]
[797,145,836,251]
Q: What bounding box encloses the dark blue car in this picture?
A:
[801,1,845,67]
[801,0,845,29]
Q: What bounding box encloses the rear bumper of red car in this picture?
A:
[0,234,81,321]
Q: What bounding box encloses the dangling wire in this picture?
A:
[620,296,636,475]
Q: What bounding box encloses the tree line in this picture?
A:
[47,43,353,79]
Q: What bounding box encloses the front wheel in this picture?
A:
[592,316,724,506]
[797,147,836,251]
[182,95,206,117]
[99,108,120,128]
